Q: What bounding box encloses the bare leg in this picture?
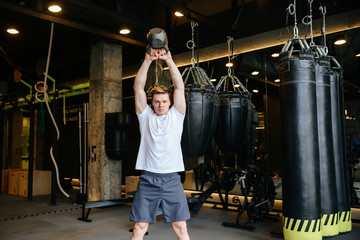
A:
[130,222,149,240]
[171,221,190,240]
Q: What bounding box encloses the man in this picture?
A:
[130,47,190,240]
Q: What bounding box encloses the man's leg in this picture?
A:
[130,222,149,240]
[171,221,190,240]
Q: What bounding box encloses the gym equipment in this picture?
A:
[278,1,325,239]
[189,151,277,232]
[279,46,322,240]
[105,112,130,160]
[215,37,252,155]
[146,27,169,54]
[222,154,277,232]
[315,55,339,236]
[304,4,339,235]
[188,162,226,214]
[78,105,133,222]
[181,22,219,157]
[245,111,259,165]
[279,10,322,238]
[220,167,236,191]
[330,67,352,233]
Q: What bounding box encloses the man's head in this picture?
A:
[150,86,172,116]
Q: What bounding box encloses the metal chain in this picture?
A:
[287,0,298,39]
[155,59,159,86]
[227,36,234,77]
[302,0,314,46]
[320,5,328,55]
[186,21,198,67]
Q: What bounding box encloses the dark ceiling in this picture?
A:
[1,0,360,104]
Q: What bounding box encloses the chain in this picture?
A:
[227,36,234,76]
[186,21,198,67]
[155,59,159,86]
[302,0,314,46]
[320,5,328,55]
[287,0,298,39]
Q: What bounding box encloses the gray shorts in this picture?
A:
[129,171,191,223]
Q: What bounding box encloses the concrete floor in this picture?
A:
[0,193,360,240]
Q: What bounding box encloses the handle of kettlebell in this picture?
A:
[146,45,169,55]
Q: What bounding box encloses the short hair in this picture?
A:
[150,85,171,96]
[150,85,172,103]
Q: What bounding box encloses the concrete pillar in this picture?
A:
[88,41,123,201]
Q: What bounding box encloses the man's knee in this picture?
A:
[132,222,149,236]
[172,221,188,235]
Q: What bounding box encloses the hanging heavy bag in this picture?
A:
[315,56,339,237]
[330,67,352,233]
[279,49,322,240]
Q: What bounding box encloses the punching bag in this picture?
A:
[181,67,219,157]
[279,49,322,240]
[245,111,259,165]
[330,67,352,233]
[215,75,252,155]
[315,56,339,237]
[105,112,130,160]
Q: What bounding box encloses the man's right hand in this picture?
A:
[146,48,165,61]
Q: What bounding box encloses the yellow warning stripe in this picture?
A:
[339,211,352,233]
[283,217,322,240]
[321,213,339,237]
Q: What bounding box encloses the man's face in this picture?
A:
[152,93,171,116]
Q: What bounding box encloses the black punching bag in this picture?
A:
[279,49,322,240]
[105,112,130,160]
[330,67,352,233]
[315,56,339,237]
[182,83,219,157]
[216,85,252,155]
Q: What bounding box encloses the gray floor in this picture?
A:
[0,193,359,240]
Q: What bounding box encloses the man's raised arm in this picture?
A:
[160,50,186,114]
[133,51,157,114]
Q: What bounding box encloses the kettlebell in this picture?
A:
[146,27,169,54]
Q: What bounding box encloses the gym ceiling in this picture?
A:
[0,0,360,101]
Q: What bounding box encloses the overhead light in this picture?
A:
[174,11,184,17]
[7,28,19,34]
[234,84,240,88]
[355,49,360,57]
[252,89,259,93]
[210,78,216,82]
[251,70,259,76]
[119,28,130,34]
[271,53,280,58]
[226,62,233,68]
[274,79,280,83]
[334,35,346,45]
[48,4,62,13]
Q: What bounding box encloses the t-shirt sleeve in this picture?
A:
[170,106,185,122]
[137,105,151,124]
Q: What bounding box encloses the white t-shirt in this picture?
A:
[135,105,185,173]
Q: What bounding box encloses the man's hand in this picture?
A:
[146,48,166,61]
[147,48,171,61]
